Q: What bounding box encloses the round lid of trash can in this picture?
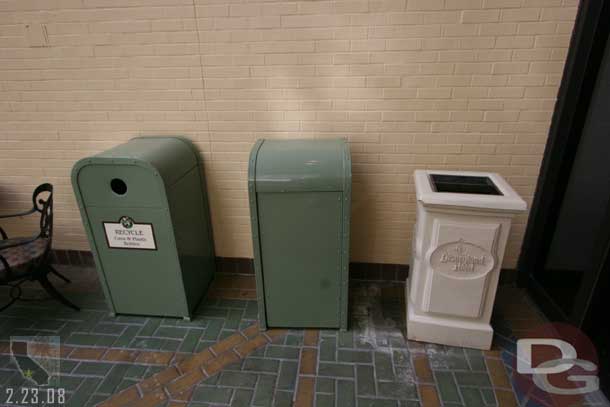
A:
[250,139,351,193]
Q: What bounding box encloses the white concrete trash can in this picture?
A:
[407,170,526,350]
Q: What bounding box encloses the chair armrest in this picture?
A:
[0,237,37,251]
[0,208,37,219]
[0,253,12,280]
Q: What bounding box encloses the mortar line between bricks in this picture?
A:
[271,363,282,407]
[253,372,264,406]
[261,331,274,343]
[189,0,212,156]
[295,347,304,402]
[207,345,219,359]
[451,370,466,406]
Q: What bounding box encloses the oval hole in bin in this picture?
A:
[110,178,127,195]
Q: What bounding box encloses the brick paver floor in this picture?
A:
[0,265,608,406]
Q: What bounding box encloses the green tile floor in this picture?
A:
[0,266,609,407]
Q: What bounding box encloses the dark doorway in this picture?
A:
[518,0,610,398]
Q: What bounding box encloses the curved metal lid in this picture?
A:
[251,139,350,192]
[74,137,199,187]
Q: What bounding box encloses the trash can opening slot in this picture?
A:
[110,178,127,196]
[429,174,502,196]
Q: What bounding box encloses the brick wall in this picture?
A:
[0,0,578,267]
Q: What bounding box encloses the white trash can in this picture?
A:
[407,170,526,350]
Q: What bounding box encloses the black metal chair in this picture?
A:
[0,184,79,312]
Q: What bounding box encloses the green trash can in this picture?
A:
[248,139,351,330]
[72,137,215,320]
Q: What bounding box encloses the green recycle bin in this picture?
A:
[72,137,215,320]
[248,139,351,330]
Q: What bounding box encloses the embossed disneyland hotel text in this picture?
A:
[430,239,493,276]
[439,251,487,272]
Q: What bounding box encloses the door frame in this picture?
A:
[517,0,610,324]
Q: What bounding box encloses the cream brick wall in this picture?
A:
[0,0,578,267]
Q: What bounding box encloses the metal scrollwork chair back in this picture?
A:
[0,184,79,312]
